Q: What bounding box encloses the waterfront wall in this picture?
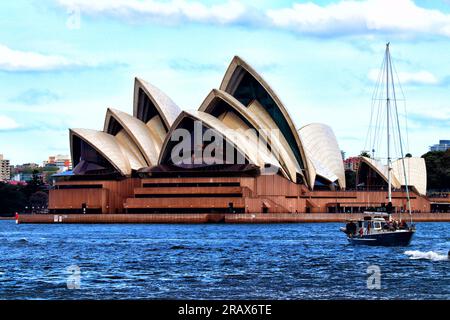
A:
[17,212,450,224]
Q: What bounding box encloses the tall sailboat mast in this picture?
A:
[385,43,413,222]
[386,43,392,209]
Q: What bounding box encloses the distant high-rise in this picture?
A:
[43,154,72,171]
[0,154,11,181]
[429,140,450,152]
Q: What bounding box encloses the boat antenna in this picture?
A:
[387,45,413,224]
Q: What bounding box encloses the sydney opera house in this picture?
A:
[48,56,432,218]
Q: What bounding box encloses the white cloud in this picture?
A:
[0,44,90,72]
[0,115,20,130]
[57,0,248,24]
[368,69,440,85]
[266,0,450,37]
[397,71,440,85]
[56,0,450,38]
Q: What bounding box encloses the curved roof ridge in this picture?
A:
[199,88,300,181]
[133,77,181,128]
[360,156,402,189]
[104,107,160,166]
[70,128,131,176]
[219,55,311,187]
[299,122,333,130]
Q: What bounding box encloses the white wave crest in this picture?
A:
[404,250,449,261]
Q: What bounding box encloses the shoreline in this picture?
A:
[15,212,450,224]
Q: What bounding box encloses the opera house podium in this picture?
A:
[47,56,430,220]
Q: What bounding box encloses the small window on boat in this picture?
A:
[374,222,381,229]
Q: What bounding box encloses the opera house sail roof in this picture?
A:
[358,156,427,195]
[198,89,298,181]
[219,56,311,185]
[104,108,160,166]
[70,79,181,176]
[298,123,346,189]
[392,157,427,195]
[70,128,133,176]
[67,55,427,193]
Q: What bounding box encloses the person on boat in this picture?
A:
[393,220,399,230]
[359,227,364,237]
[367,222,371,235]
[346,221,357,237]
[384,221,392,231]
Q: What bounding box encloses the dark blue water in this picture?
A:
[0,221,448,300]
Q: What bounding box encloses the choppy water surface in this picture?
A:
[0,221,448,299]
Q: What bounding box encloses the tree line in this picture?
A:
[0,170,48,216]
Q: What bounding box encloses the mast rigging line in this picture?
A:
[364,43,413,221]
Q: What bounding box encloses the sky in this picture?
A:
[0,0,449,165]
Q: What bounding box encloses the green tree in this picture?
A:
[422,150,450,190]
[360,151,371,158]
[23,170,44,197]
[0,183,27,215]
[345,170,356,189]
[30,191,48,213]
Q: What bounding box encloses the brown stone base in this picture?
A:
[16,212,450,224]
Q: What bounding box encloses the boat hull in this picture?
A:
[348,230,414,246]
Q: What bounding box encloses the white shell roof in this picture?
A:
[219,56,311,186]
[360,156,402,189]
[70,128,132,175]
[104,108,160,166]
[199,89,298,181]
[133,77,181,129]
[392,157,427,195]
[298,123,346,188]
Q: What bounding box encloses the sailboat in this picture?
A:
[340,43,415,246]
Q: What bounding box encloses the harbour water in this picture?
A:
[0,221,448,300]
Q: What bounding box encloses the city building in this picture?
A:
[429,140,450,152]
[43,155,72,171]
[49,56,432,215]
[12,163,41,182]
[0,154,11,181]
[343,157,361,171]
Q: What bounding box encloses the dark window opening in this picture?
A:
[105,116,123,136]
[72,136,118,175]
[136,88,168,131]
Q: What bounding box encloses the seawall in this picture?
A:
[16,212,450,224]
